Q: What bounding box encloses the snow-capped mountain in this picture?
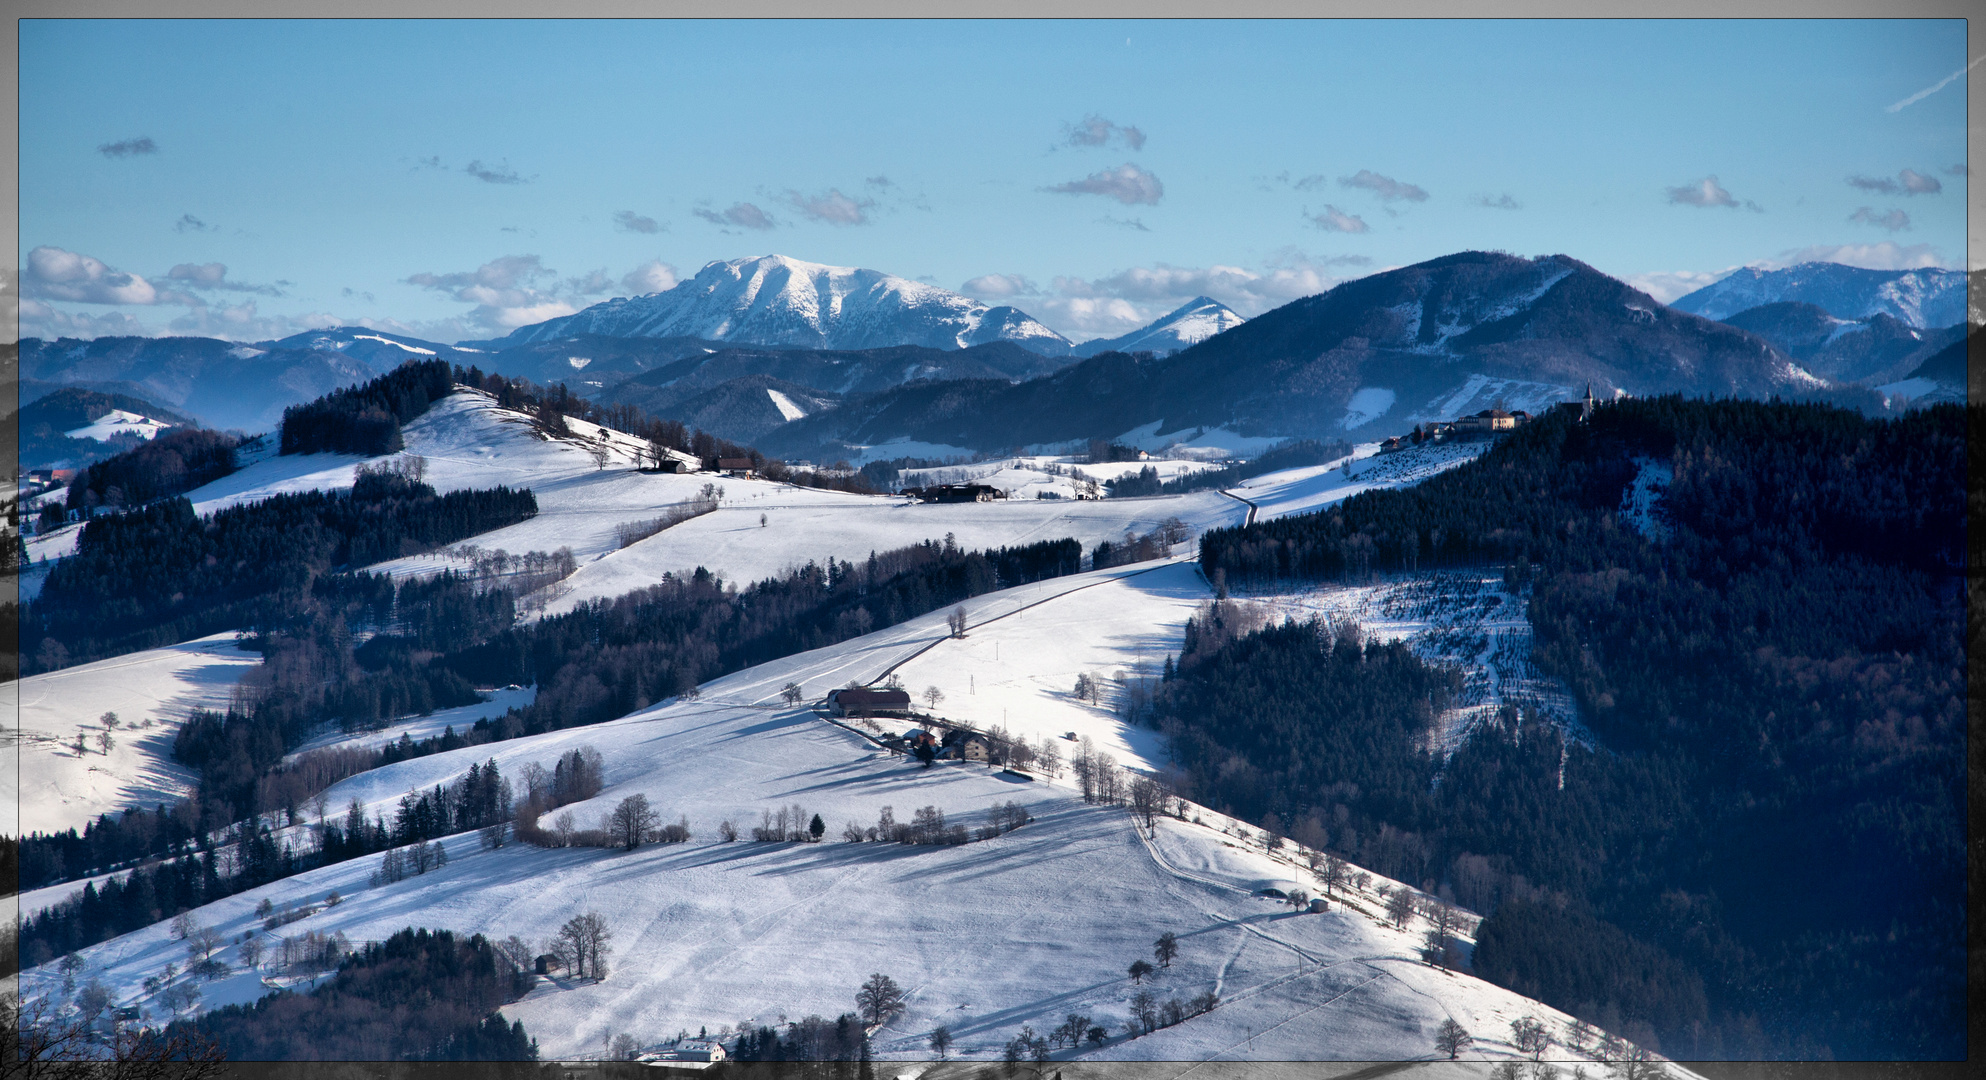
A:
[1072,296,1246,358]
[1670,262,1968,328]
[496,254,1075,355]
[19,335,377,432]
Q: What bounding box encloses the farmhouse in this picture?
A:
[717,457,756,478]
[651,447,702,473]
[826,686,913,718]
[903,483,1005,503]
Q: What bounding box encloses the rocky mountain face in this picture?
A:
[493,254,1074,354]
[1671,262,1967,328]
[1071,296,1246,357]
[1716,301,1964,386]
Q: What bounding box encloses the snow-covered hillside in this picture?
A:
[1073,297,1246,358]
[6,633,262,837]
[20,573,1663,1069]
[63,409,174,443]
[499,255,1074,355]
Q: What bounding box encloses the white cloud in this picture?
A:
[23,246,161,305]
[1765,241,1954,271]
[1340,169,1428,202]
[1665,175,1739,208]
[1616,270,1733,305]
[1044,163,1164,206]
[980,252,1366,340]
[167,262,286,296]
[785,188,874,225]
[19,297,157,340]
[1848,206,1911,232]
[1885,54,1985,112]
[1307,205,1369,233]
[404,253,586,335]
[621,259,680,295]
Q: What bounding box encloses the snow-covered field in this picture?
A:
[6,632,263,837]
[897,455,1222,502]
[65,409,174,443]
[1235,440,1490,522]
[19,583,1640,1067]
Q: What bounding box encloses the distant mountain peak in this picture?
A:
[494,254,1074,355]
[1073,296,1247,357]
[1670,262,1966,328]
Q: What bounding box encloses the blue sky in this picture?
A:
[16,18,1970,344]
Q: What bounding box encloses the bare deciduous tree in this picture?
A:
[557,912,613,980]
[1435,1017,1472,1059]
[856,972,907,1027]
[607,793,661,850]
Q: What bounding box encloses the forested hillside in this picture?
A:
[25,468,536,671]
[1186,398,1965,1060]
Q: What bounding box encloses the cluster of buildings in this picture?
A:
[824,686,997,763]
[1377,384,1596,454]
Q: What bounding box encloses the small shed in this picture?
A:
[654,447,702,473]
[827,687,913,718]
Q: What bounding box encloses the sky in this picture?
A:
[14,18,1971,345]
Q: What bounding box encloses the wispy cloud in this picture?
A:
[1849,169,1943,196]
[1098,215,1151,231]
[174,213,216,233]
[694,202,777,231]
[1885,54,1984,113]
[98,136,157,158]
[613,210,663,234]
[1307,205,1369,233]
[785,188,874,225]
[1044,163,1164,205]
[1943,163,1970,177]
[1064,114,1147,151]
[1472,194,1522,210]
[167,262,287,296]
[463,159,527,185]
[1848,206,1911,232]
[866,175,894,189]
[967,251,1365,339]
[1340,169,1428,202]
[1617,270,1732,305]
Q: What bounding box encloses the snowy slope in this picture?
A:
[20,578,1670,1070]
[1670,262,1967,328]
[1073,297,1246,358]
[6,633,263,837]
[1232,440,1491,522]
[499,255,1073,355]
[63,408,174,443]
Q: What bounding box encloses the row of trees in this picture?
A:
[51,427,242,525]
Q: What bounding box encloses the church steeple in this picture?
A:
[1582,381,1595,421]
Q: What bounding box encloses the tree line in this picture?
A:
[279,359,455,456]
[23,469,536,673]
[1176,397,1965,1059]
[48,427,243,526]
[171,927,537,1060]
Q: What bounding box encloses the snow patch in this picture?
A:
[227,345,266,359]
[350,334,436,355]
[765,388,809,422]
[1339,387,1396,430]
[1618,456,1673,542]
[566,356,592,370]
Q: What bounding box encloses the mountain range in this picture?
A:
[491,254,1077,354]
[755,251,1867,459]
[1671,262,1967,328]
[1714,301,1964,386]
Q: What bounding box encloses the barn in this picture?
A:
[826,686,913,718]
